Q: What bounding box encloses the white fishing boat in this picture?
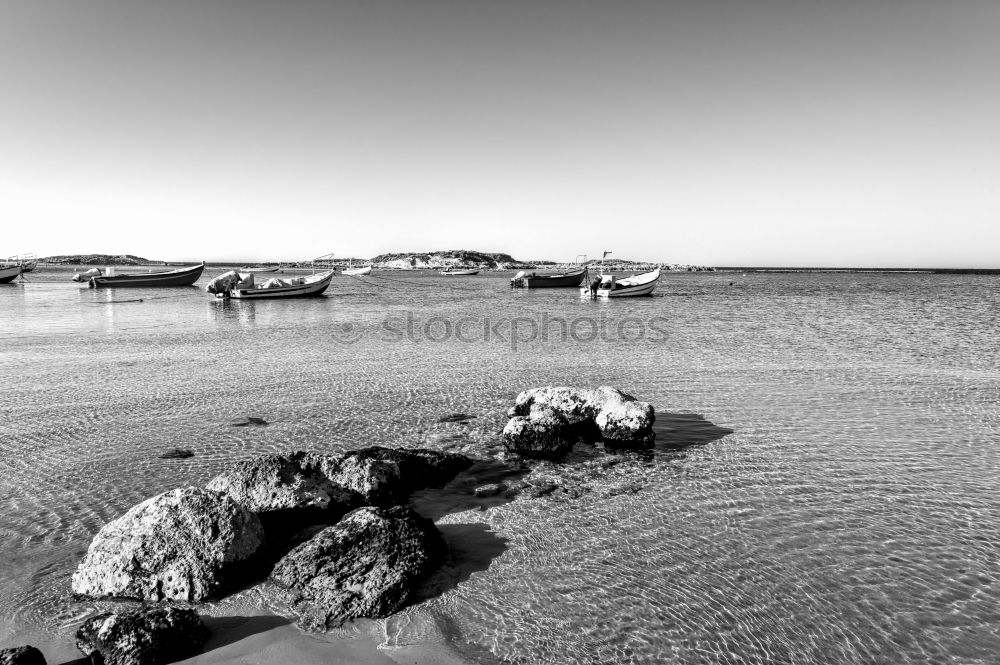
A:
[243,265,281,274]
[209,270,335,299]
[341,260,372,276]
[441,268,479,276]
[581,267,660,298]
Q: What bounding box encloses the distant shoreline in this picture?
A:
[34,255,1000,274]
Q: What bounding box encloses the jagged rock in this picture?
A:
[206,451,360,517]
[324,447,473,506]
[76,607,208,665]
[502,405,573,459]
[270,506,446,630]
[71,487,264,602]
[0,646,45,665]
[507,386,655,446]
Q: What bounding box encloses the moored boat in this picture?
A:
[511,266,587,288]
[341,260,372,276]
[89,263,205,288]
[0,264,21,284]
[581,267,660,298]
[8,254,37,272]
[243,265,281,274]
[211,270,334,299]
[441,268,480,276]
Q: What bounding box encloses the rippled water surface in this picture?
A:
[2,268,999,663]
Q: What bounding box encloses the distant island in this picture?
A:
[38,250,718,272]
[41,254,159,266]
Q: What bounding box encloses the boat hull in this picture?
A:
[90,264,205,288]
[342,266,372,276]
[580,268,660,298]
[0,265,21,283]
[441,269,479,276]
[244,266,280,274]
[223,272,334,299]
[521,268,586,288]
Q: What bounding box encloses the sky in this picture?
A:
[1,0,998,267]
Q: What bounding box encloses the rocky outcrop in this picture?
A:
[207,451,359,517]
[0,646,45,665]
[507,386,655,446]
[71,487,264,602]
[502,405,573,459]
[324,447,473,506]
[75,607,208,665]
[270,506,447,630]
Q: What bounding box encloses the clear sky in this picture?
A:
[2,0,998,267]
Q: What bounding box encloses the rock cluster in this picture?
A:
[75,607,208,665]
[503,386,655,458]
[72,447,472,633]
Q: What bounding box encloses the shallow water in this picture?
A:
[2,267,999,663]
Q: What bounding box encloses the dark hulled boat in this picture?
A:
[89,263,205,288]
[511,266,587,288]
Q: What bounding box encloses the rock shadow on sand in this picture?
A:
[651,412,733,450]
[198,614,291,653]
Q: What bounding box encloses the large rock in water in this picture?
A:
[323,447,473,506]
[502,405,573,459]
[270,506,446,630]
[507,386,655,445]
[0,646,45,665]
[206,451,360,518]
[71,487,264,602]
[75,607,208,665]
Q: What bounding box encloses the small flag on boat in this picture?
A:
[603,251,612,258]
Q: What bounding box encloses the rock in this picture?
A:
[324,447,473,506]
[507,386,600,423]
[0,646,45,665]
[229,416,268,427]
[501,405,573,459]
[595,398,655,444]
[270,506,446,630]
[436,413,475,423]
[157,448,194,459]
[207,451,360,517]
[76,607,208,665]
[473,482,506,497]
[71,487,264,602]
[506,386,655,446]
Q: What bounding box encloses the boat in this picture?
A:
[0,265,21,284]
[89,263,205,288]
[341,260,372,276]
[441,268,480,276]
[72,268,104,282]
[243,265,281,274]
[214,271,334,299]
[8,254,37,272]
[581,267,660,298]
[511,266,587,288]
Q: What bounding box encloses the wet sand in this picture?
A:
[7,609,479,665]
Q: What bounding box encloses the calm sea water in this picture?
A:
[2,267,999,664]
